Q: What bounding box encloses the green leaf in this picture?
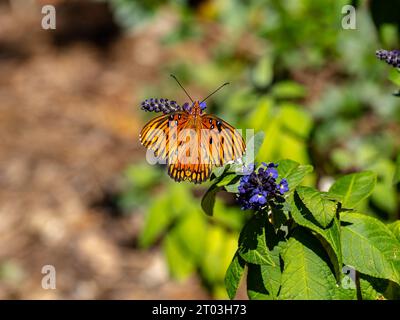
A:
[173,210,207,263]
[296,186,337,228]
[212,166,226,178]
[290,192,342,274]
[216,173,239,187]
[385,281,400,299]
[387,221,400,242]
[238,214,275,266]
[276,159,313,192]
[388,68,400,87]
[272,81,306,99]
[202,226,238,286]
[225,252,246,300]
[279,228,339,299]
[252,55,273,88]
[259,244,283,299]
[139,194,172,248]
[341,212,400,285]
[329,171,377,208]
[224,179,241,193]
[201,184,221,216]
[247,264,270,300]
[163,232,195,280]
[359,274,389,300]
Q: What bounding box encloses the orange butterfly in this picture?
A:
[139,75,246,184]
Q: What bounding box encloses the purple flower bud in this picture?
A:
[279,179,289,195]
[182,102,190,112]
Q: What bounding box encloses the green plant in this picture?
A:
[114,0,400,299]
[202,149,400,300]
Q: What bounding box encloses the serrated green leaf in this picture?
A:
[276,159,313,192]
[249,227,284,300]
[387,221,400,242]
[238,214,275,266]
[225,252,246,300]
[296,186,337,228]
[279,228,339,300]
[290,192,342,277]
[329,171,376,208]
[341,212,400,285]
[259,244,283,299]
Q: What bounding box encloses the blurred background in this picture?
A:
[0,0,399,299]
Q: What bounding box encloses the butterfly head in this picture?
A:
[182,101,207,115]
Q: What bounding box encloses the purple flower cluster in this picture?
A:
[237,162,289,210]
[141,98,181,114]
[376,49,400,68]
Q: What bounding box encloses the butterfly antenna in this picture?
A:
[200,82,230,103]
[170,74,194,103]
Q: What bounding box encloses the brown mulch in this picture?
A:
[0,0,208,299]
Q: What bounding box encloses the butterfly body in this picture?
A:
[140,99,245,184]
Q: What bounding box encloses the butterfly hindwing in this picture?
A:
[168,162,211,184]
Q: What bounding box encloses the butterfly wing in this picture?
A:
[139,112,188,160]
[200,115,246,166]
[140,112,245,184]
[168,161,212,184]
[167,117,212,184]
[140,111,210,183]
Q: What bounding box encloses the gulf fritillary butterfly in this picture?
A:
[139,76,246,184]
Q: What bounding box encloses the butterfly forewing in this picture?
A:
[139,112,188,160]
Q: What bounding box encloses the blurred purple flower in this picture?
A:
[376,49,400,68]
[141,98,181,114]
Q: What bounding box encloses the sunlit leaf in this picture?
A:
[329,171,376,208]
[290,192,342,277]
[296,186,337,228]
[276,159,313,192]
[341,212,400,285]
[279,228,339,299]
